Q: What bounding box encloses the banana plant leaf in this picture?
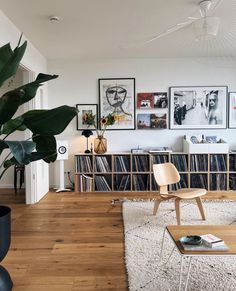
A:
[0,89,24,125]
[0,117,26,135]
[19,73,58,105]
[4,140,36,164]
[32,135,57,163]
[0,41,27,86]
[22,106,78,135]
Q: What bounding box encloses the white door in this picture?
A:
[23,69,49,204]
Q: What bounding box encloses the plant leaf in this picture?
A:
[22,106,78,135]
[1,117,26,135]
[4,140,36,164]
[0,89,24,125]
[0,41,27,86]
[0,140,8,155]
[32,135,57,162]
[19,73,58,105]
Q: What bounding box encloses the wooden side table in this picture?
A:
[160,225,236,291]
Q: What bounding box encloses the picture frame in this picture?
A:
[229,92,236,128]
[169,86,228,129]
[99,78,135,130]
[137,113,167,129]
[137,92,168,109]
[76,104,98,130]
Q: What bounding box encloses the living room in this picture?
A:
[0,1,236,290]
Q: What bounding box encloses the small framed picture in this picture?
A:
[153,92,168,108]
[76,104,98,130]
[229,92,236,128]
[150,113,167,129]
[169,86,228,129]
[99,78,135,130]
[137,93,154,109]
[137,114,151,129]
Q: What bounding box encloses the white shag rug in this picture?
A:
[123,200,236,291]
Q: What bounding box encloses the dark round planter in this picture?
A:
[0,206,13,291]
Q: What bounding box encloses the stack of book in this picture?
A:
[180,234,229,251]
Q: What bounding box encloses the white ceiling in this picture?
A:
[1,0,236,60]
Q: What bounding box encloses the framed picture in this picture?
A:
[229,92,236,128]
[99,78,135,130]
[169,86,228,129]
[76,104,98,130]
[137,92,168,109]
[137,113,167,129]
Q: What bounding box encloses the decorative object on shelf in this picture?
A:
[0,206,13,291]
[76,104,98,130]
[169,86,228,129]
[137,92,168,109]
[82,129,93,153]
[99,78,135,130]
[229,92,236,128]
[81,112,115,154]
[94,135,107,154]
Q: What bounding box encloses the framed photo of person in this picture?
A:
[229,92,236,128]
[76,104,98,130]
[99,78,135,130]
[169,86,228,129]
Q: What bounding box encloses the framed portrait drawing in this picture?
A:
[99,78,135,130]
[169,86,228,129]
[229,92,236,128]
[76,104,98,130]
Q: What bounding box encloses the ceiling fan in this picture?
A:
[126,0,223,47]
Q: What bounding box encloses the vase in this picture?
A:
[94,136,107,154]
[0,206,13,291]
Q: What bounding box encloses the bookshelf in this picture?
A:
[74,152,236,193]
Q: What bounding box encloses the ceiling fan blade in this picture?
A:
[132,21,193,46]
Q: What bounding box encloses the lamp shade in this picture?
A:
[82,129,93,138]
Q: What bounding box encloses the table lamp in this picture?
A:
[82,129,93,153]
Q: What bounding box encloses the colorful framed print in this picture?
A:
[76,104,98,130]
[150,113,167,129]
[137,114,151,129]
[169,86,228,129]
[229,92,236,128]
[137,93,154,109]
[99,78,135,130]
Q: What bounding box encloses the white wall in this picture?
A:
[48,57,236,187]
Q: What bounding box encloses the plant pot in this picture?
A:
[94,136,107,154]
[0,206,13,291]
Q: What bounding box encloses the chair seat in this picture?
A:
[173,188,206,199]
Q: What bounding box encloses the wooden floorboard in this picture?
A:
[0,190,235,290]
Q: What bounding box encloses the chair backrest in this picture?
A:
[153,162,180,187]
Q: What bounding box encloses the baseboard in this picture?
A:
[0,184,14,188]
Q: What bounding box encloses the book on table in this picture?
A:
[179,234,229,251]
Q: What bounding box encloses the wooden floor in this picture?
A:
[1,190,236,291]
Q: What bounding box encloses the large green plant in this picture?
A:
[0,39,77,179]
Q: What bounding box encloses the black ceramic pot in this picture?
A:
[0,206,13,291]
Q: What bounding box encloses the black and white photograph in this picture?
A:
[229,92,236,128]
[76,104,98,130]
[169,86,228,129]
[99,78,135,130]
[153,92,168,108]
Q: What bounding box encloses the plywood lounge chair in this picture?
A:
[153,162,206,225]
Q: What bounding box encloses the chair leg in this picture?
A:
[153,199,162,215]
[196,197,206,220]
[175,198,181,225]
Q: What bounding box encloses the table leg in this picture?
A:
[184,256,192,291]
[160,228,166,259]
[178,256,184,291]
[164,246,175,266]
